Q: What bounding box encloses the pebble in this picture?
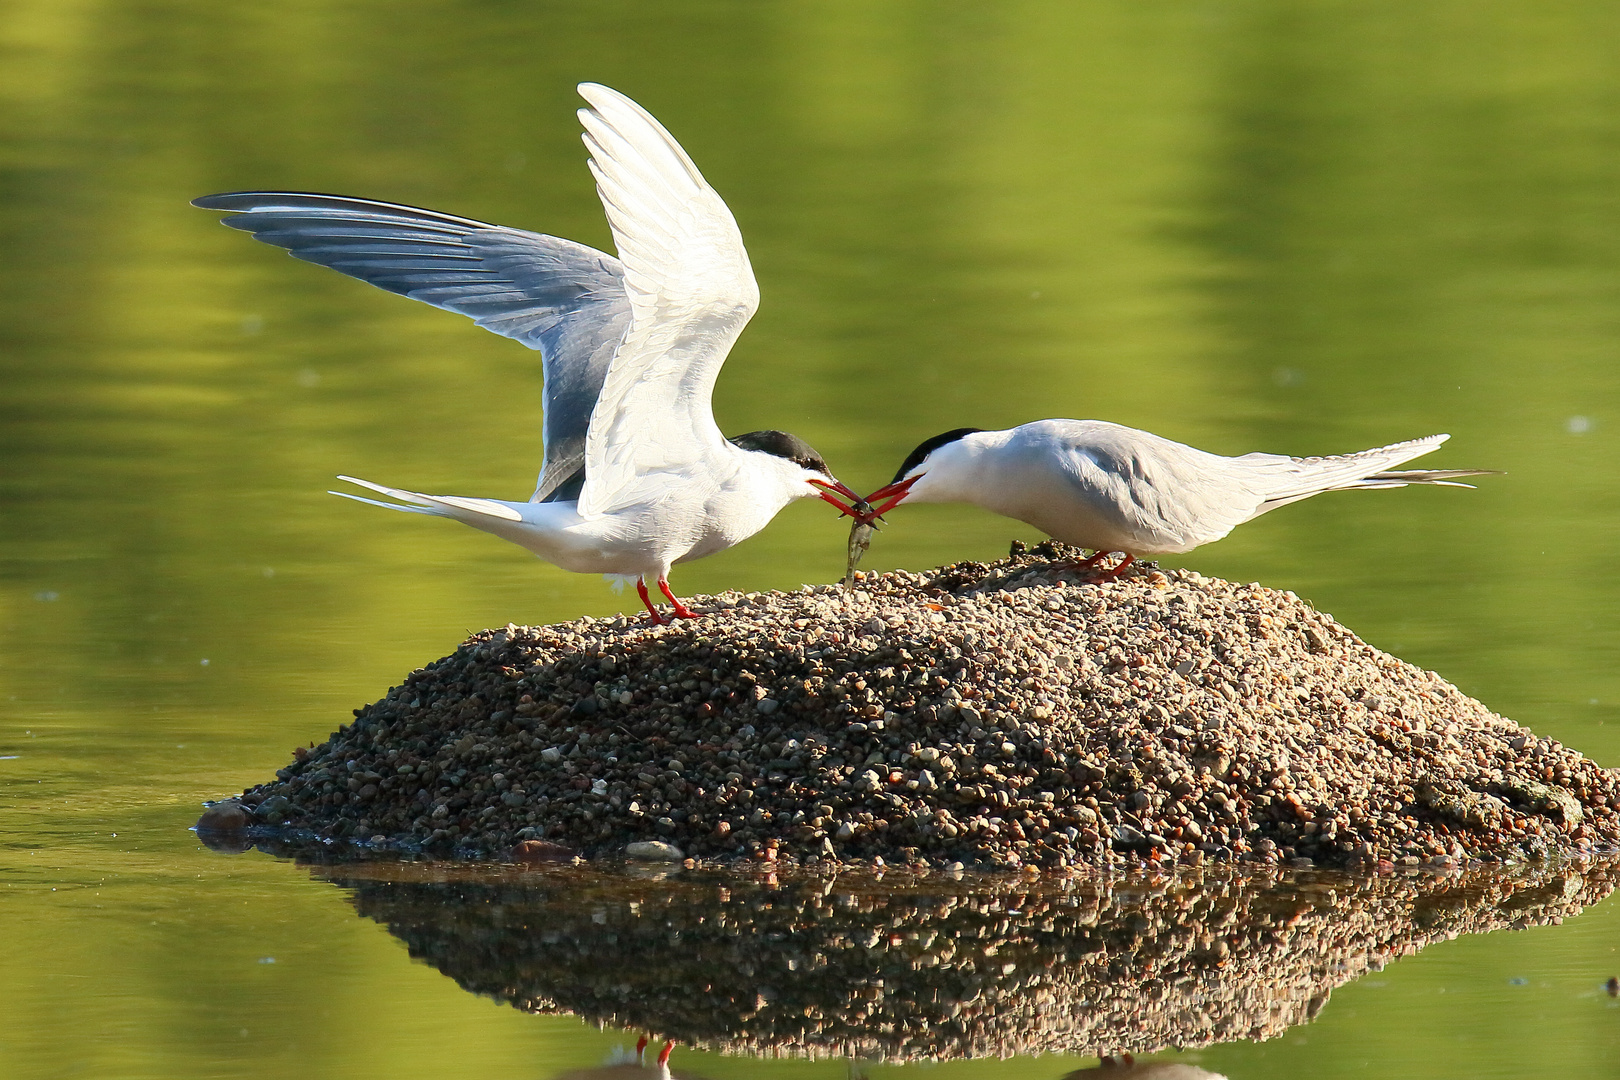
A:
[195,800,250,832]
[220,541,1620,870]
[625,840,685,861]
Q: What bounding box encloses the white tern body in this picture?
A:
[866,420,1491,557]
[196,84,859,620]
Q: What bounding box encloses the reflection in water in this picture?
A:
[1066,1063,1226,1080]
[303,858,1617,1062]
[557,1039,684,1080]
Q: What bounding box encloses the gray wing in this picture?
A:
[1035,420,1272,552]
[191,191,631,501]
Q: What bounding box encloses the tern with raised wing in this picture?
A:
[855,421,1494,576]
[195,83,861,624]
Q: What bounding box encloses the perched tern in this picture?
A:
[194,83,861,624]
[856,421,1494,576]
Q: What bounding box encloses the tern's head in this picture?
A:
[729,429,862,514]
[857,427,984,522]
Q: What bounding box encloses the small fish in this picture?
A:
[845,499,875,590]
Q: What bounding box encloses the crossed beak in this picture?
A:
[811,474,920,524]
[856,474,921,522]
[808,477,865,517]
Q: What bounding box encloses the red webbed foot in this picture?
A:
[1054,549,1112,573]
[1053,551,1136,581]
[657,577,702,620]
[1090,553,1136,580]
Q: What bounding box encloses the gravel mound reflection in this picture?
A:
[312,860,1618,1061]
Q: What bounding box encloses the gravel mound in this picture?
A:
[306,859,1620,1060]
[218,542,1620,870]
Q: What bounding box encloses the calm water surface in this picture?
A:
[4,2,1620,1077]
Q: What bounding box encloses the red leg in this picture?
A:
[1052,549,1111,574]
[657,577,700,620]
[656,1041,674,1068]
[636,579,667,626]
[1093,553,1135,581]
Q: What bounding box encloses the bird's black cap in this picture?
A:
[892,428,982,482]
[730,429,833,477]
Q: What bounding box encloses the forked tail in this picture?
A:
[1251,434,1499,514]
[329,475,524,523]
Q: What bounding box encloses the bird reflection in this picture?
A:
[555,1037,687,1080]
[1065,1057,1227,1079]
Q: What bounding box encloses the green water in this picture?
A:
[4,1,1620,1077]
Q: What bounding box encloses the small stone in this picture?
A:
[625,840,685,861]
[256,795,290,823]
[196,801,250,833]
[1111,824,1145,847]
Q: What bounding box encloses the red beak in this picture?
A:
[858,475,921,521]
[808,477,865,517]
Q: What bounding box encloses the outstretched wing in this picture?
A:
[573,83,760,518]
[191,192,631,502]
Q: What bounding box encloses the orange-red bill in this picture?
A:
[809,477,864,517]
[858,474,921,521]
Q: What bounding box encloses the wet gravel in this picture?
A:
[219,541,1620,870]
[308,858,1620,1060]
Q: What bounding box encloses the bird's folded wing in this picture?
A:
[573,83,760,519]
[1065,435,1263,550]
[191,192,631,502]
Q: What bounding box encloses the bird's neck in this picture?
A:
[725,443,809,511]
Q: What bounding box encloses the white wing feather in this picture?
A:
[573,83,760,519]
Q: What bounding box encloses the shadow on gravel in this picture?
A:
[286,854,1620,1061]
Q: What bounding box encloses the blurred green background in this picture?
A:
[2,1,1619,1077]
